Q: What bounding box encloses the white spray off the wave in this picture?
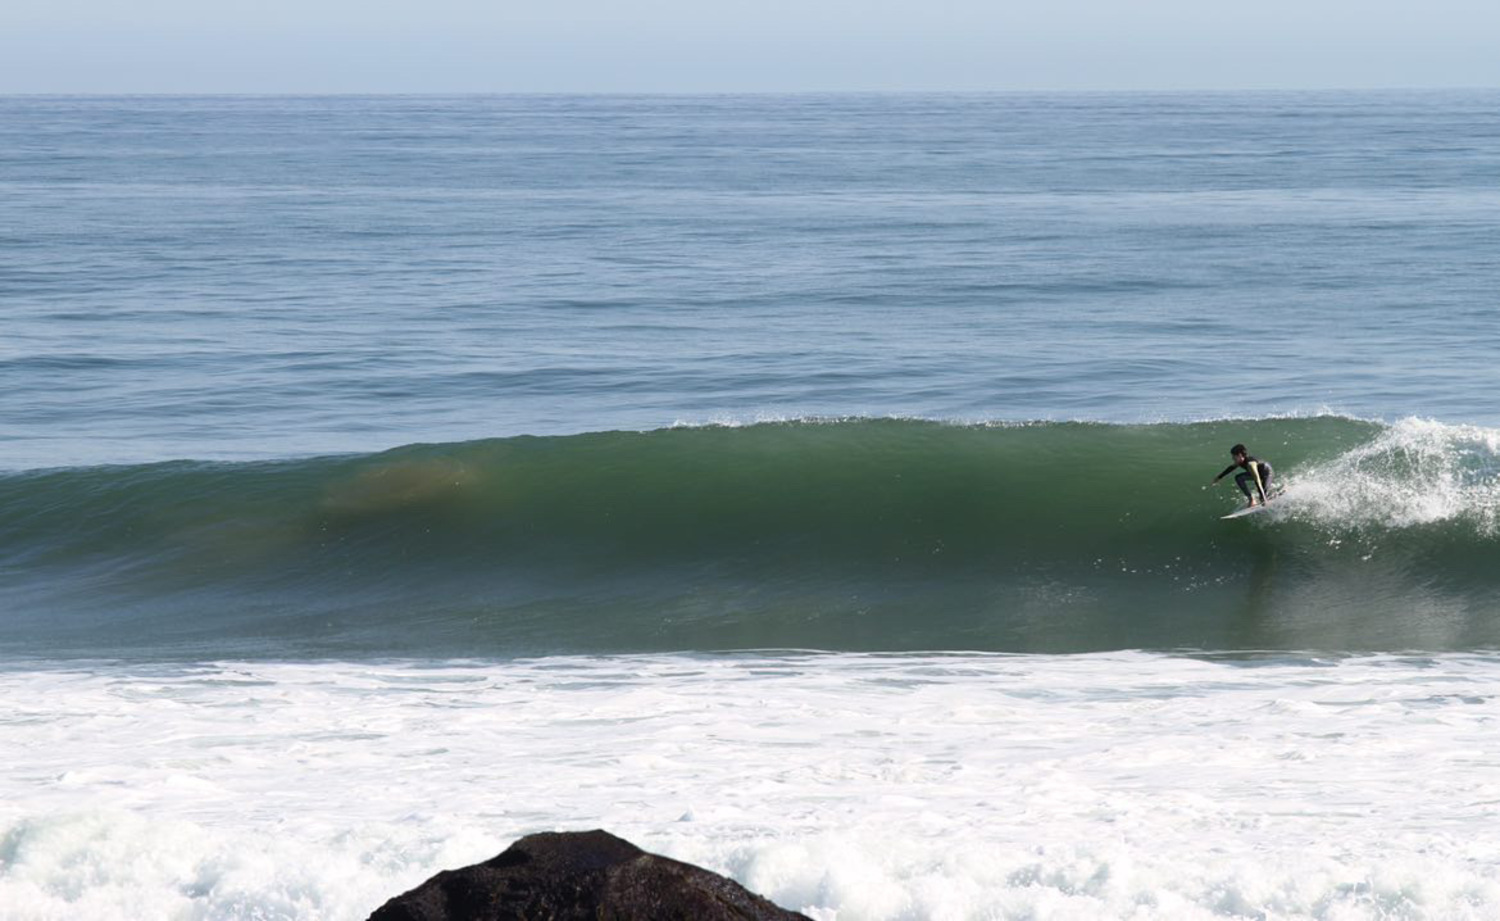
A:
[1276,417,1500,532]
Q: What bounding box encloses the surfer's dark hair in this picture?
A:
[1230,444,1246,456]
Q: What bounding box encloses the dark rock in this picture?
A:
[368,829,811,921]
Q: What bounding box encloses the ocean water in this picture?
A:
[3,92,1500,919]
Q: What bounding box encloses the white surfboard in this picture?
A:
[1220,502,1273,520]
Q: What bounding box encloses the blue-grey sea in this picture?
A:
[2,93,1499,920]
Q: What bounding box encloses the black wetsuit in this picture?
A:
[1217,456,1273,503]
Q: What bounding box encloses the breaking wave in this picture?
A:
[2,416,1498,657]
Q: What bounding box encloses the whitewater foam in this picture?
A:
[3,653,1499,920]
[1277,417,1500,533]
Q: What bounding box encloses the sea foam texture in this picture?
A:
[3,653,1500,920]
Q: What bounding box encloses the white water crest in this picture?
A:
[3,652,1500,920]
[1275,416,1500,534]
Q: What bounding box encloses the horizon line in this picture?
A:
[4,85,1499,99]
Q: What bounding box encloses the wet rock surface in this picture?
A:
[368,829,810,921]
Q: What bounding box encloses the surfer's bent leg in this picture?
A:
[1234,472,1255,501]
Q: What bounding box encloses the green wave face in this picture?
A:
[3,416,1498,658]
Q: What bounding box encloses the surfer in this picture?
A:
[1210,444,1274,508]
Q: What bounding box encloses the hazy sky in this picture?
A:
[2,0,1497,93]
